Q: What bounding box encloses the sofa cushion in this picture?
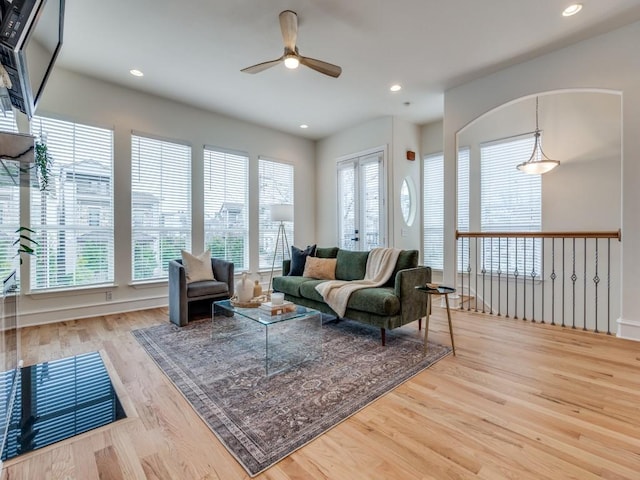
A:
[186,280,228,298]
[385,249,419,287]
[335,250,369,281]
[315,246,339,258]
[348,287,400,316]
[272,275,313,297]
[289,244,316,276]
[300,281,400,316]
[299,279,327,302]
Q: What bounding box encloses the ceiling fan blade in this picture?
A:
[241,57,283,74]
[279,10,298,51]
[299,56,342,78]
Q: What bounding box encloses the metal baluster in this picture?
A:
[475,237,479,312]
[523,238,527,321]
[531,238,536,322]
[583,237,587,331]
[467,238,472,311]
[506,237,510,318]
[607,238,611,335]
[541,238,545,324]
[514,238,519,320]
[459,237,464,311]
[490,237,493,314]
[481,238,486,314]
[497,237,502,316]
[551,238,556,326]
[571,238,576,329]
[593,238,600,333]
[562,238,565,328]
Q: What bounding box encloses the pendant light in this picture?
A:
[517,97,560,174]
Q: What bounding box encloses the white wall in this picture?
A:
[457,92,622,232]
[390,118,421,251]
[315,116,392,246]
[17,68,316,327]
[314,115,422,253]
[443,20,640,340]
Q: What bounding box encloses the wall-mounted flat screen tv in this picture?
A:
[0,0,65,118]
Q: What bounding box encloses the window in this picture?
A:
[258,158,293,270]
[481,134,541,274]
[457,147,470,272]
[337,152,385,251]
[204,147,249,271]
[30,116,114,290]
[131,134,191,281]
[0,112,19,281]
[423,153,444,269]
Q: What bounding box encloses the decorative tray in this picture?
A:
[230,294,269,308]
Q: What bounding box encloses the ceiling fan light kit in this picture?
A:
[241,10,342,78]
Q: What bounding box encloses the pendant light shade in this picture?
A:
[517,97,560,175]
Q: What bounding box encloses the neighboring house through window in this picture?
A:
[30,116,114,290]
[258,158,294,270]
[204,147,249,271]
[131,134,191,281]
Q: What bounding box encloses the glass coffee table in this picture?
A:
[212,299,322,376]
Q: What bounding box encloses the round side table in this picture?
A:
[415,285,456,355]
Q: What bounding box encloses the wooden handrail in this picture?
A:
[456,229,621,241]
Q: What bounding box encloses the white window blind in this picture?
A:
[481,134,541,274]
[0,112,20,281]
[457,147,470,272]
[204,147,249,271]
[423,153,444,270]
[258,158,294,270]
[30,116,114,290]
[131,134,191,281]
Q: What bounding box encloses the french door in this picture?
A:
[337,151,386,251]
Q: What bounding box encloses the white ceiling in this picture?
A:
[57,0,640,140]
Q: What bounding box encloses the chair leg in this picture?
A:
[380,328,386,346]
[418,317,422,331]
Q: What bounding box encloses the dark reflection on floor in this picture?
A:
[1,351,126,461]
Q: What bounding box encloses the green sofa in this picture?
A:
[272,247,431,345]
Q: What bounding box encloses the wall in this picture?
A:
[457,92,622,232]
[17,68,316,327]
[443,20,640,340]
[315,116,392,246]
[315,115,422,253]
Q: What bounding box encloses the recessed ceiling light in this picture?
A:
[390,84,402,92]
[300,124,309,129]
[562,4,582,16]
[129,69,144,77]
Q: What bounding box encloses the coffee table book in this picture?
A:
[259,301,296,315]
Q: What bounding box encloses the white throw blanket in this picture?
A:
[315,247,401,318]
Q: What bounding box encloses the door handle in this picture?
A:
[351,237,359,241]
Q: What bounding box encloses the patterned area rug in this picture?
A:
[132,315,451,477]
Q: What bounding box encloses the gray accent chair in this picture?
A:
[168,258,234,326]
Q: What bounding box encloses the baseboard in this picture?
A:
[616,317,640,342]
[17,296,168,328]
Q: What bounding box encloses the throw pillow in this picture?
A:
[303,257,337,280]
[289,244,317,276]
[181,249,215,283]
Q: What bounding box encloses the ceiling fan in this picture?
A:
[241,10,342,78]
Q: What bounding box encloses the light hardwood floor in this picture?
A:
[3,306,640,479]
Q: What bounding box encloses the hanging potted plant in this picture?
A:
[34,139,53,192]
[14,137,51,264]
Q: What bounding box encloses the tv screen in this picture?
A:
[0,0,65,117]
